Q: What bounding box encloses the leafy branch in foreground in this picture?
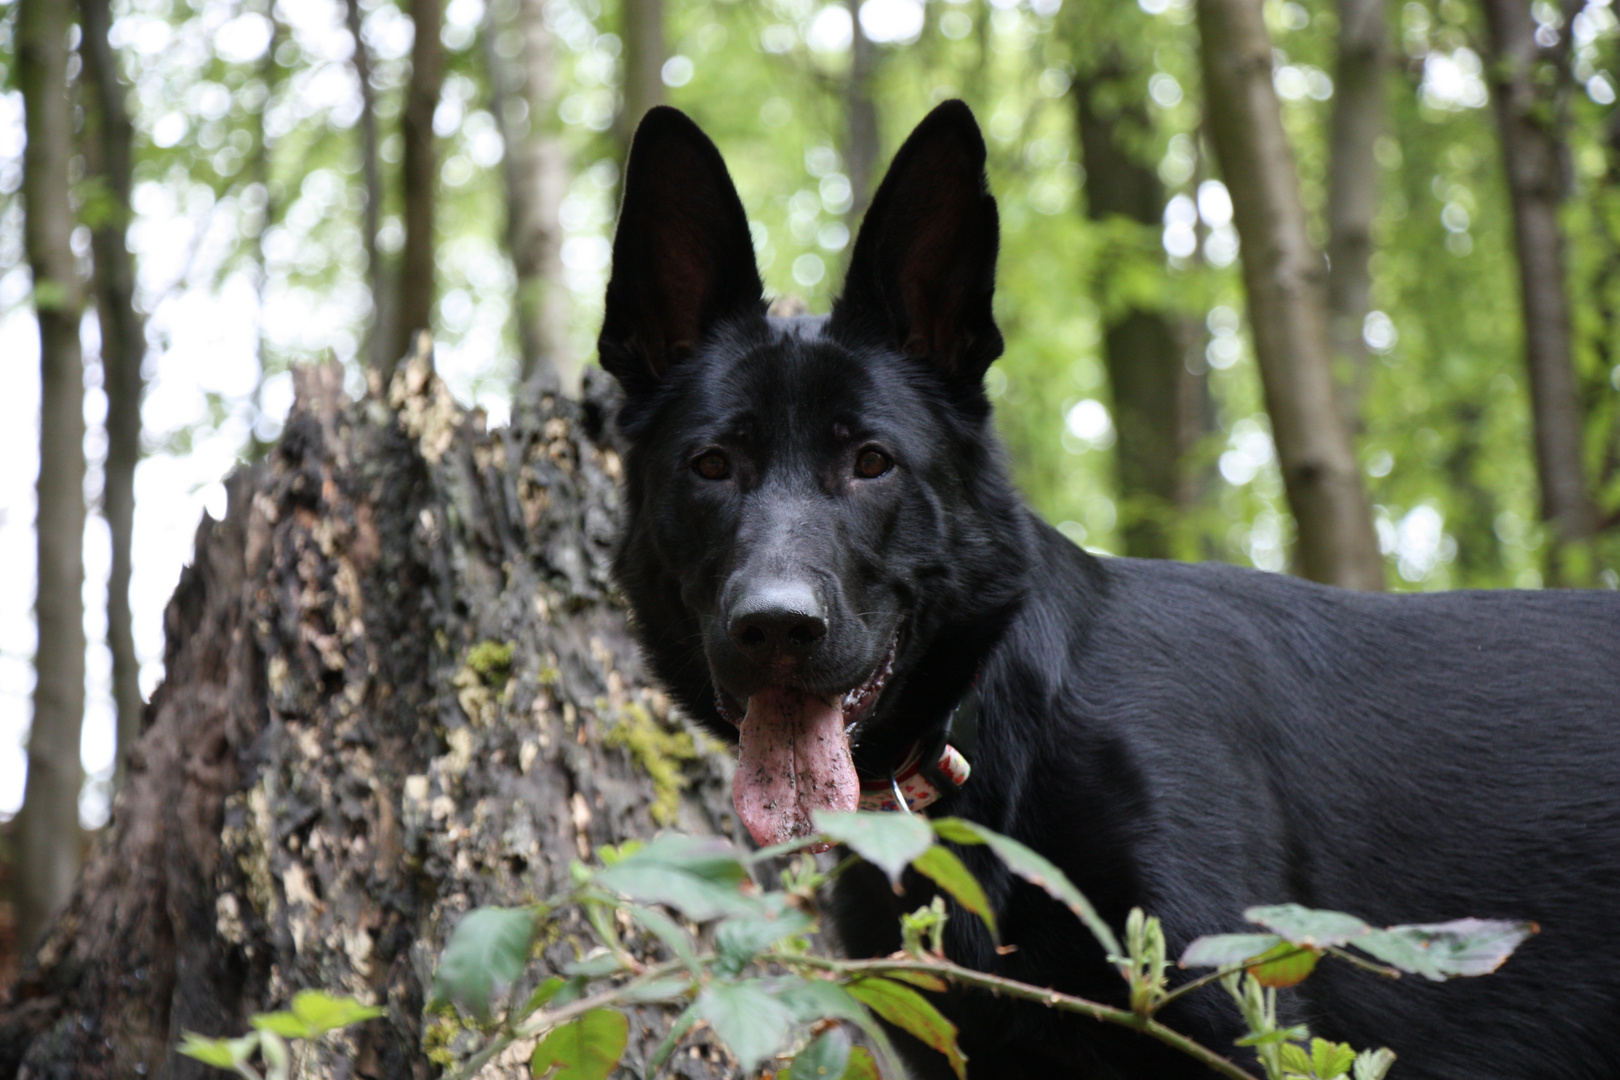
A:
[180,812,1536,1080]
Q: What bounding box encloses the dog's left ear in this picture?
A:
[831,100,1002,389]
[598,107,766,399]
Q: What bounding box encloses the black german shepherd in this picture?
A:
[597,101,1620,1079]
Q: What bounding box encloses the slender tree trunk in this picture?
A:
[80,0,146,794]
[1479,0,1599,584]
[345,0,390,375]
[1196,0,1385,589]
[843,0,880,229]
[486,0,575,389]
[390,0,445,377]
[0,359,741,1079]
[16,0,88,954]
[1325,0,1388,422]
[614,0,665,159]
[1072,58,1203,560]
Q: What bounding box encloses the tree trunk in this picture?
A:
[80,0,147,795]
[345,0,391,375]
[1195,0,1385,589]
[1325,0,1388,422]
[1479,0,1599,584]
[486,0,575,390]
[390,0,446,379]
[843,0,880,229]
[1072,58,1205,561]
[0,352,743,1080]
[613,0,665,159]
[14,0,89,957]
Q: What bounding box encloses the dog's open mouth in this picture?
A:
[720,637,897,849]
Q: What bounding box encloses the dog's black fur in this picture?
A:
[598,101,1620,1079]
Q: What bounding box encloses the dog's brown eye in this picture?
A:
[855,448,892,479]
[693,450,730,480]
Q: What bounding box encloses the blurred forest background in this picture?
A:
[2,0,1619,970]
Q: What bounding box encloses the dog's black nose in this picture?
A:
[727,581,827,665]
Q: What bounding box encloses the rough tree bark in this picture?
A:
[613,0,665,160]
[1479,0,1599,584]
[80,0,147,793]
[486,0,575,389]
[1072,56,1206,560]
[15,0,89,957]
[0,354,743,1079]
[1195,0,1385,589]
[1324,0,1389,421]
[391,0,447,378]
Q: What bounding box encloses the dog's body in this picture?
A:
[598,102,1620,1078]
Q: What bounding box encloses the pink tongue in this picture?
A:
[734,686,859,847]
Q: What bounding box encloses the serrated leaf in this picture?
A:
[1245,905,1372,949]
[1280,1042,1313,1075]
[627,904,701,972]
[1355,918,1536,981]
[178,1031,259,1068]
[929,818,987,846]
[529,1009,629,1080]
[788,1026,851,1080]
[694,980,798,1072]
[1179,932,1287,970]
[843,1046,881,1080]
[847,977,966,1080]
[1311,1037,1358,1078]
[1352,1047,1397,1080]
[714,907,816,977]
[813,811,935,884]
[912,845,997,938]
[1245,942,1320,988]
[943,820,1121,962]
[596,833,760,921]
[432,907,540,1021]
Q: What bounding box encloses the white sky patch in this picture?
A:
[859,0,924,44]
[1422,48,1490,110]
[807,5,853,52]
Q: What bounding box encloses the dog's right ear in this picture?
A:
[597,107,765,399]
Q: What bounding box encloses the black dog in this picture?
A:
[597,101,1620,1079]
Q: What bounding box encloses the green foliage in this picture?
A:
[430,905,542,1022]
[528,1009,630,1080]
[179,992,382,1080]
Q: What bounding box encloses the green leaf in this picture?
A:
[912,845,997,938]
[618,975,693,1004]
[1354,918,1537,981]
[843,1046,882,1080]
[788,1026,852,1080]
[929,818,988,846]
[693,980,797,1072]
[432,906,540,1021]
[812,810,935,884]
[520,977,569,1017]
[268,990,383,1038]
[1280,1042,1313,1076]
[1310,1037,1358,1079]
[178,1031,259,1069]
[714,906,815,977]
[627,904,701,972]
[943,820,1122,962]
[1352,1047,1397,1080]
[596,833,759,921]
[1244,905,1372,948]
[529,1009,630,1080]
[251,1010,310,1039]
[1244,942,1320,988]
[775,977,872,1025]
[847,977,966,1080]
[648,999,700,1073]
[1179,932,1286,970]
[882,970,949,993]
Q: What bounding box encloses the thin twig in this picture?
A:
[1157,945,1314,1011]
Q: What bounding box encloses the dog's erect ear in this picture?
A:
[598,107,765,395]
[831,100,1002,387]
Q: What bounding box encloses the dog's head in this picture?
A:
[598,102,1030,846]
